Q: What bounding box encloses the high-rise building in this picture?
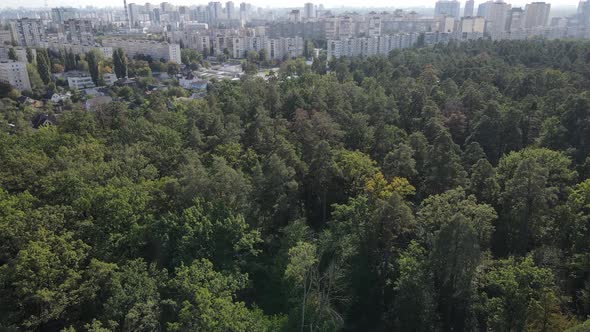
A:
[128,3,144,26]
[506,7,525,31]
[579,0,590,26]
[460,16,486,32]
[304,3,316,19]
[464,0,474,17]
[0,60,31,91]
[0,31,12,46]
[577,0,590,37]
[239,2,250,21]
[226,1,235,19]
[9,19,45,47]
[208,2,223,23]
[102,38,181,63]
[51,7,77,24]
[435,0,461,19]
[524,2,551,28]
[160,2,175,12]
[438,16,456,32]
[484,1,511,34]
[63,19,94,44]
[367,16,381,36]
[288,10,301,22]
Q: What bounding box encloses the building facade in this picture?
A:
[102,38,181,63]
[435,0,461,19]
[0,60,31,91]
[10,19,45,47]
[524,2,551,28]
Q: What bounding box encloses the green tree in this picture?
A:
[383,143,417,180]
[26,47,34,63]
[166,259,274,331]
[423,132,467,195]
[495,148,576,255]
[2,229,91,329]
[8,47,17,60]
[86,49,102,85]
[36,48,51,84]
[392,241,437,331]
[480,257,567,331]
[112,47,128,79]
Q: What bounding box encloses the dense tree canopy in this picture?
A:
[2,39,590,331]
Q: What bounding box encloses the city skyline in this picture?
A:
[0,0,581,10]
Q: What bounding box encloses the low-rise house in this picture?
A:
[50,92,72,103]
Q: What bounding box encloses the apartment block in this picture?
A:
[102,38,181,63]
[524,2,551,28]
[63,19,94,44]
[10,19,45,47]
[41,40,113,59]
[0,60,31,91]
[0,30,12,46]
[460,16,486,33]
[327,33,419,59]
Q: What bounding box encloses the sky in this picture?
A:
[0,0,580,10]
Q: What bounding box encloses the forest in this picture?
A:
[2,39,590,331]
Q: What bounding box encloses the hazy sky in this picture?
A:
[0,0,580,10]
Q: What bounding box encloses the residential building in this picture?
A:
[438,16,456,32]
[266,37,304,59]
[327,33,419,59]
[288,10,301,22]
[67,72,117,89]
[226,1,235,19]
[0,30,13,46]
[485,1,511,34]
[524,2,551,28]
[10,19,45,47]
[63,19,94,44]
[435,0,461,19]
[231,36,303,59]
[0,60,31,91]
[461,16,486,33]
[367,16,382,36]
[51,7,77,24]
[41,39,112,58]
[507,8,525,31]
[464,0,475,17]
[102,38,182,63]
[0,47,36,63]
[304,3,316,19]
[208,2,223,24]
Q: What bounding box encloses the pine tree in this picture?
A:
[86,50,101,85]
[8,47,17,61]
[36,48,51,84]
[113,48,127,79]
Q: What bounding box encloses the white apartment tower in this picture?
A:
[485,1,511,34]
